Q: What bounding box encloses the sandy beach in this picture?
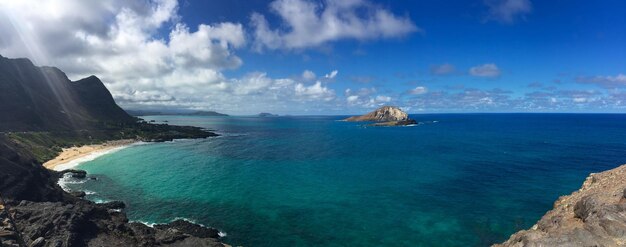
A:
[43,139,139,171]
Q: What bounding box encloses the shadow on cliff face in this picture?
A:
[0,135,66,202]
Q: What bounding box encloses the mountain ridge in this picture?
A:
[0,55,224,246]
[0,55,134,131]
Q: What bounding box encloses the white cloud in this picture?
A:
[0,0,344,114]
[251,0,419,51]
[469,63,501,77]
[295,81,336,101]
[409,86,428,95]
[302,70,316,81]
[375,95,392,102]
[344,87,395,107]
[484,0,532,23]
[325,70,338,79]
[346,95,359,103]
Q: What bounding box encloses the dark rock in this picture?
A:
[574,196,599,220]
[69,191,86,198]
[7,200,224,247]
[155,219,221,239]
[2,240,20,247]
[98,201,125,210]
[60,169,87,179]
[0,136,66,202]
[0,56,135,132]
[370,119,418,127]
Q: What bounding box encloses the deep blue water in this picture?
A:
[66,114,626,246]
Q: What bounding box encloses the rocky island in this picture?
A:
[345,106,417,126]
[258,112,279,117]
[0,55,225,247]
[496,164,626,246]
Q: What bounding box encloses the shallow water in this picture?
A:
[67,114,626,246]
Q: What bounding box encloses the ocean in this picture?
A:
[64,114,626,246]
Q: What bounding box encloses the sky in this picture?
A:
[0,0,625,115]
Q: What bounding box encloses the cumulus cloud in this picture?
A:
[346,95,360,103]
[0,0,344,114]
[484,0,532,23]
[430,63,456,75]
[302,70,316,81]
[409,86,428,95]
[344,87,394,107]
[295,81,336,101]
[251,0,419,51]
[469,63,501,77]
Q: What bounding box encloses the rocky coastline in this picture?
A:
[0,136,226,247]
[0,54,227,247]
[495,164,626,246]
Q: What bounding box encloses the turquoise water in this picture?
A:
[67,114,626,246]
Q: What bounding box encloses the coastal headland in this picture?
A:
[0,55,225,247]
[496,164,626,246]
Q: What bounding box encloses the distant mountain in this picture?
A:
[126,109,228,117]
[258,112,278,117]
[0,55,135,131]
[188,111,229,116]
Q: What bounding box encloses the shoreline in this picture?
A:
[43,139,140,171]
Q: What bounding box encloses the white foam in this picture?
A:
[134,220,158,227]
[57,172,87,191]
[51,142,146,171]
[93,198,110,204]
[214,131,247,138]
[172,217,227,237]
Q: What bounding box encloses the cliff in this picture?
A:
[0,56,134,131]
[495,164,626,246]
[0,55,223,246]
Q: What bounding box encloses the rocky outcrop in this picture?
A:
[60,169,87,179]
[370,119,417,126]
[1,200,224,247]
[345,106,409,122]
[345,106,416,126]
[258,113,278,117]
[495,164,626,247]
[0,137,226,246]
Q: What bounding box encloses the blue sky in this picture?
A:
[0,0,625,114]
